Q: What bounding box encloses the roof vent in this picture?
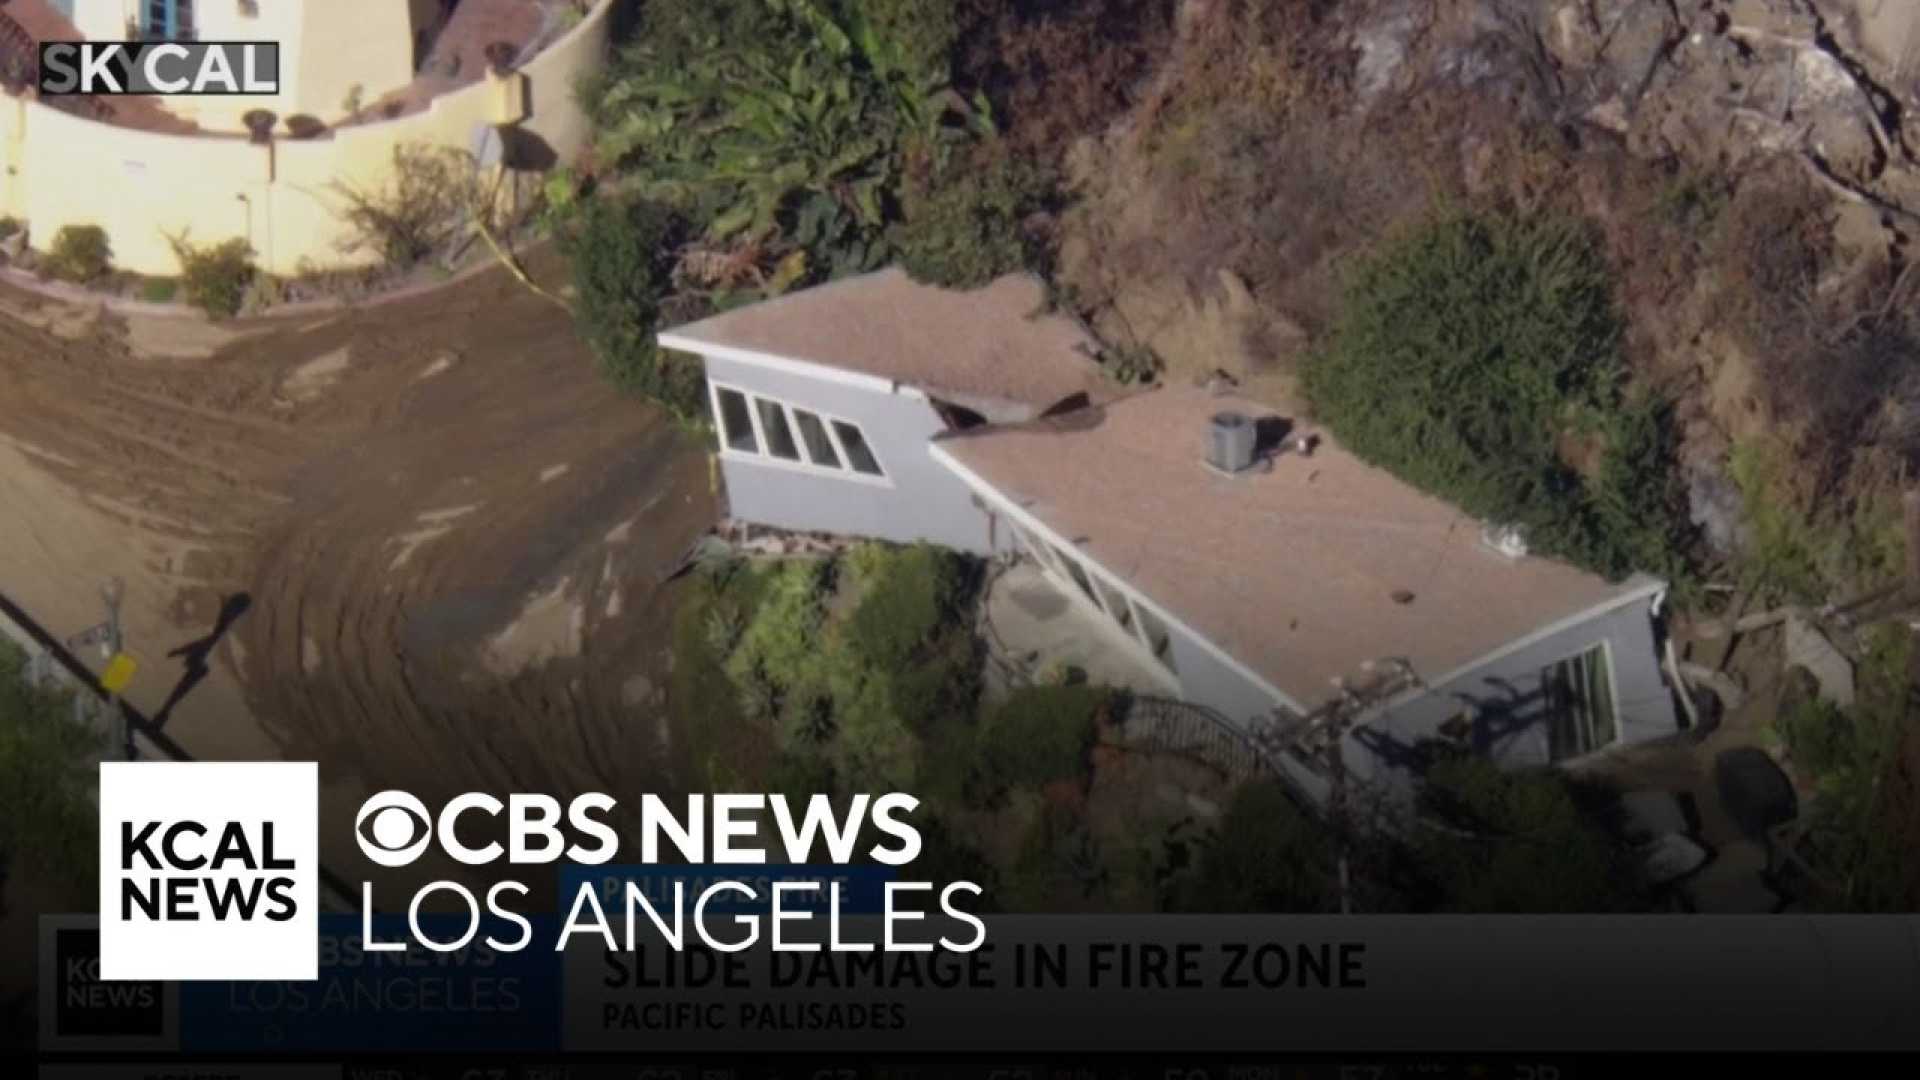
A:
[1206,411,1257,474]
[1482,523,1529,560]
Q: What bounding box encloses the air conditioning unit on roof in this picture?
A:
[1206,411,1256,474]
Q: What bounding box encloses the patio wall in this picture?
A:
[0,0,610,276]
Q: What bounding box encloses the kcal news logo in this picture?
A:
[98,762,318,981]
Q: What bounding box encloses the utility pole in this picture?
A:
[101,576,132,760]
[70,576,134,760]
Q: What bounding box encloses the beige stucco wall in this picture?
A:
[0,0,611,277]
[66,0,433,128]
[67,0,133,42]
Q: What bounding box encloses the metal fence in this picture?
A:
[1114,694,1293,785]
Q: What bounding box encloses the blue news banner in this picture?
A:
[48,865,894,1054]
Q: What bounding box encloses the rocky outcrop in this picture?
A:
[1540,2,1920,229]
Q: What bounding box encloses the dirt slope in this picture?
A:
[0,250,718,860]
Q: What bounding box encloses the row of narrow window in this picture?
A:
[1013,524,1177,675]
[712,386,886,478]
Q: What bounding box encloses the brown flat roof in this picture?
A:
[659,268,1108,414]
[934,385,1662,710]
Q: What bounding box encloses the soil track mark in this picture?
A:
[0,251,718,867]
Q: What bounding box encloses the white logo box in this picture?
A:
[98,762,318,982]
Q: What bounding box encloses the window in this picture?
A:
[1015,526,1059,575]
[144,0,195,40]
[1095,578,1135,633]
[709,384,885,481]
[833,420,884,476]
[756,397,801,461]
[1053,546,1098,604]
[1541,644,1617,761]
[1033,535,1180,678]
[715,388,758,454]
[793,409,840,468]
[1134,603,1176,674]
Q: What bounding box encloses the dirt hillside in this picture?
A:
[0,250,718,877]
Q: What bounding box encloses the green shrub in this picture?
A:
[1727,440,1904,603]
[977,684,1107,790]
[842,0,963,91]
[1004,798,1108,908]
[915,713,982,807]
[770,751,838,802]
[585,0,1008,298]
[139,277,179,304]
[1786,628,1917,911]
[892,142,1056,288]
[41,224,112,283]
[843,543,971,668]
[671,561,776,790]
[1777,695,1853,780]
[1409,757,1644,912]
[911,812,999,910]
[166,235,256,318]
[1302,207,1691,580]
[590,0,901,269]
[726,560,833,729]
[331,143,479,268]
[0,216,20,241]
[557,195,705,415]
[1179,780,1336,913]
[692,545,989,795]
[0,641,102,905]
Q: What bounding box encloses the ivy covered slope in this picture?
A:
[1302,208,1693,582]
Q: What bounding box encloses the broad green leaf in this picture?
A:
[709,200,758,238]
[768,250,809,294]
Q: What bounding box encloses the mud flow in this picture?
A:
[0,251,718,890]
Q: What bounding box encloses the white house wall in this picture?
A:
[1340,591,1678,801]
[695,347,1681,808]
[698,353,1009,556]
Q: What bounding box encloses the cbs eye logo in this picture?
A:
[354,791,432,867]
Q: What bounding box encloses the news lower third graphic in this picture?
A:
[41,911,1920,1055]
[55,766,1920,1056]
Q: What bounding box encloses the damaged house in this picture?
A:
[659,268,1684,807]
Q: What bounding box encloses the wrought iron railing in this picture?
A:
[1113,694,1299,785]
